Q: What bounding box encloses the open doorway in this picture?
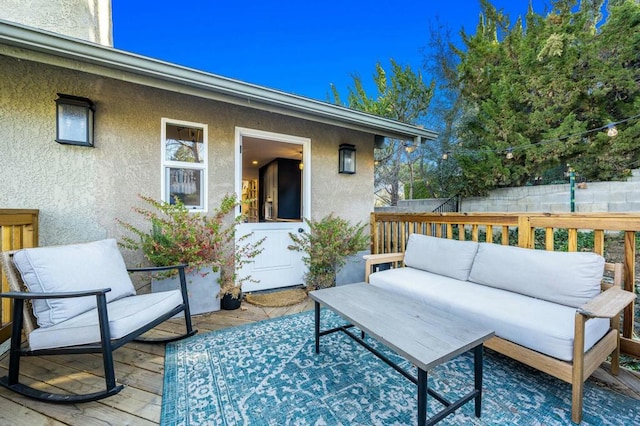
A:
[241,138,304,223]
[235,128,311,292]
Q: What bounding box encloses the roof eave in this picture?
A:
[0,20,438,142]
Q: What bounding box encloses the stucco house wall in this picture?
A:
[0,0,112,46]
[0,55,374,248]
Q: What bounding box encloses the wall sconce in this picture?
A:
[55,93,95,147]
[338,144,356,174]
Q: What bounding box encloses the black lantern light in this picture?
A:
[55,94,95,147]
[338,144,356,174]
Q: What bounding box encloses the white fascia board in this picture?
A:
[0,20,438,142]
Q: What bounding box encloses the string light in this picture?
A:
[505,148,514,159]
[440,112,639,159]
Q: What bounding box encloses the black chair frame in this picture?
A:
[0,263,197,403]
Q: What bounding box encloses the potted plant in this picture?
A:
[118,194,263,314]
[217,230,265,310]
[288,214,369,291]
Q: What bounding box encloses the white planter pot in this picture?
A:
[151,266,221,315]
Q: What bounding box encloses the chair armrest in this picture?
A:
[0,288,111,300]
[577,287,636,318]
[127,264,187,273]
[128,264,190,300]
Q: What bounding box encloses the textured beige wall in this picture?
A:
[0,0,112,46]
[0,56,375,251]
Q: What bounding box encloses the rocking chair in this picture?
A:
[0,239,197,403]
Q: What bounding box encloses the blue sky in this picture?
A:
[112,1,550,102]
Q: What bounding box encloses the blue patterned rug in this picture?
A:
[162,310,639,425]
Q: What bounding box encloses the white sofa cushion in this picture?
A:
[369,267,463,301]
[403,234,479,281]
[468,243,605,308]
[28,290,184,350]
[12,239,136,328]
[370,271,610,361]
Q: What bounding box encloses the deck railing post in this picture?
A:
[517,215,533,248]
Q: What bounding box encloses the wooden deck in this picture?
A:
[0,296,638,425]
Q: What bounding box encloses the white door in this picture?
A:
[235,128,311,292]
[237,222,308,292]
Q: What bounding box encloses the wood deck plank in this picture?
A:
[0,296,637,425]
[0,396,67,425]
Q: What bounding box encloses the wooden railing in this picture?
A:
[0,209,39,341]
[370,211,640,359]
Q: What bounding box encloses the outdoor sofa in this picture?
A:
[364,233,635,423]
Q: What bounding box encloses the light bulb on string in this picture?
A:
[607,123,618,137]
[505,148,514,159]
[442,151,450,160]
[405,145,416,153]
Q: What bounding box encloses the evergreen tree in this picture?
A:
[333,60,434,205]
[453,0,640,195]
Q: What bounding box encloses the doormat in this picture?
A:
[162,309,640,425]
[245,288,307,307]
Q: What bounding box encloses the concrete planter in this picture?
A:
[151,266,221,315]
[336,250,370,286]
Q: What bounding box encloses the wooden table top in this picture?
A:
[309,283,495,371]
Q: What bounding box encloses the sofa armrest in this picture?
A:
[364,253,405,282]
[577,287,636,318]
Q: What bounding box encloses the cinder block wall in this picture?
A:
[461,169,640,213]
[378,169,640,213]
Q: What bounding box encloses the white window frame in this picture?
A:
[161,118,208,212]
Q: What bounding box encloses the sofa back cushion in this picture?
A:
[12,239,136,328]
[468,243,604,308]
[403,234,479,281]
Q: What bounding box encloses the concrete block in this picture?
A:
[575,191,595,203]
[610,202,640,212]
[549,203,570,213]
[577,202,608,213]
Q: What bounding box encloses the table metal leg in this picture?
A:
[418,368,427,426]
[474,344,483,417]
[314,301,320,354]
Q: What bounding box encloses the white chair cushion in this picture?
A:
[403,234,479,281]
[468,243,605,308]
[370,271,610,361]
[28,290,184,350]
[12,239,136,328]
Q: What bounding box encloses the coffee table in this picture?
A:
[309,282,494,426]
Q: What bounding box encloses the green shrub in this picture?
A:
[288,214,369,290]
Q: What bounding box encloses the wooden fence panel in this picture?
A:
[0,210,39,342]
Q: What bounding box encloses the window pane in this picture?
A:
[166,167,203,209]
[165,123,204,163]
